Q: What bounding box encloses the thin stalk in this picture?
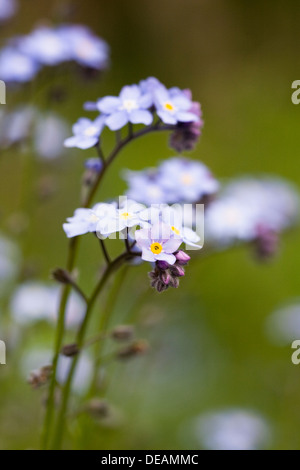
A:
[42,121,173,449]
[51,252,131,449]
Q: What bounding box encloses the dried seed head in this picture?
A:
[111,325,134,341]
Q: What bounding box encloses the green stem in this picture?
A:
[51,252,131,449]
[42,121,173,449]
[41,237,79,449]
[88,265,129,397]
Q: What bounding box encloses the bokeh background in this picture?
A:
[0,0,300,450]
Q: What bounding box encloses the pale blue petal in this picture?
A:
[120,84,140,101]
[157,110,177,125]
[176,111,199,122]
[155,252,176,265]
[105,111,128,131]
[97,96,120,113]
[129,109,153,126]
[163,238,182,253]
[141,248,156,262]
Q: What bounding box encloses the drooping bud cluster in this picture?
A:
[169,90,204,153]
[149,250,191,293]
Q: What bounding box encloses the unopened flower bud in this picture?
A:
[117,340,149,360]
[51,268,73,284]
[61,343,79,357]
[111,325,134,341]
[156,260,169,270]
[175,250,191,265]
[169,277,180,288]
[170,265,185,277]
[161,270,171,285]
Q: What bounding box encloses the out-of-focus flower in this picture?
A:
[194,409,270,450]
[0,0,17,21]
[57,353,93,394]
[64,116,105,150]
[158,157,219,203]
[0,24,109,83]
[58,24,109,70]
[63,203,116,238]
[97,199,148,237]
[124,168,169,205]
[266,301,300,345]
[2,106,36,146]
[135,223,182,265]
[10,282,85,328]
[124,157,219,205]
[18,26,70,66]
[34,112,69,159]
[0,234,21,295]
[154,85,200,125]
[205,177,299,247]
[0,47,40,82]
[97,84,153,131]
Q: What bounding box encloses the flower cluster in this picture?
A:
[0,24,109,83]
[64,77,203,150]
[0,106,69,159]
[124,157,219,205]
[205,177,299,258]
[63,199,201,291]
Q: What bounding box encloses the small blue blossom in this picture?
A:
[19,27,70,66]
[0,46,40,82]
[58,25,109,69]
[97,84,153,131]
[154,85,200,125]
[158,157,219,203]
[124,169,169,205]
[63,203,116,238]
[0,0,17,21]
[135,223,182,265]
[124,157,219,205]
[64,116,106,150]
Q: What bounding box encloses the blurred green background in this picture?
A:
[0,0,300,450]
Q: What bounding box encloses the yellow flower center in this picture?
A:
[171,226,181,236]
[164,102,175,112]
[181,173,194,186]
[150,242,163,254]
[120,211,130,219]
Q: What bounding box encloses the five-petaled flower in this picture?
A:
[64,116,106,150]
[153,86,200,125]
[97,84,153,131]
[135,223,182,265]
